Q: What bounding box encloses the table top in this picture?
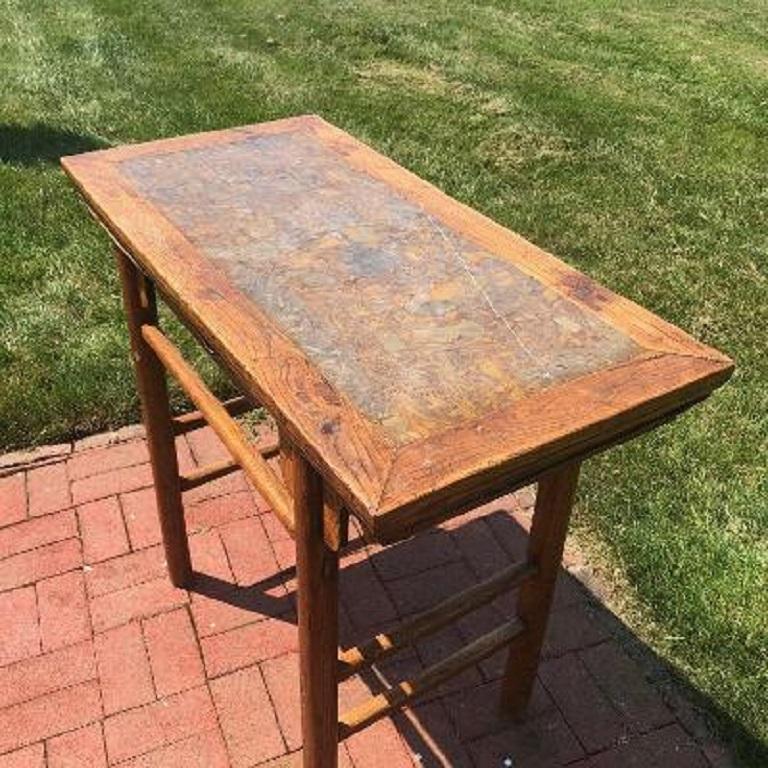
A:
[62,115,732,542]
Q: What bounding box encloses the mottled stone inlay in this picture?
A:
[120,131,640,442]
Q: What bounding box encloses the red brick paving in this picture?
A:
[0,744,45,768]
[67,440,149,482]
[95,622,155,714]
[210,666,285,766]
[0,427,727,767]
[538,654,627,754]
[47,722,108,768]
[0,679,101,755]
[0,639,95,709]
[71,463,154,506]
[36,570,91,651]
[143,608,205,697]
[85,544,168,598]
[0,509,77,560]
[79,497,130,564]
[89,575,189,634]
[0,537,81,591]
[103,685,218,764]
[201,616,298,678]
[0,586,40,666]
[0,474,26,528]
[26,463,71,518]
[121,487,162,551]
[121,730,230,768]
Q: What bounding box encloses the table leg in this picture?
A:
[292,449,339,768]
[115,248,192,587]
[500,462,581,716]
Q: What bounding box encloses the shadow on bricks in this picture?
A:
[185,502,741,767]
[0,453,752,767]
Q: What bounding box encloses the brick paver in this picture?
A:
[0,427,729,766]
[0,510,77,560]
[36,570,91,651]
[0,537,81,591]
[95,622,155,714]
[0,639,95,709]
[121,487,162,551]
[143,608,205,697]
[539,654,627,754]
[120,730,230,768]
[67,440,149,482]
[26,463,71,518]
[90,576,189,633]
[103,685,217,764]
[201,616,299,678]
[210,666,285,766]
[71,463,153,506]
[0,744,45,768]
[85,543,168,598]
[47,722,108,768]
[0,680,101,754]
[0,586,40,666]
[0,473,26,528]
[79,497,130,564]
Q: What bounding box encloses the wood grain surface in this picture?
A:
[62,115,733,543]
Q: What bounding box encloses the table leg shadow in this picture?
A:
[184,495,748,766]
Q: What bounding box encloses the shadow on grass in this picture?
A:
[0,122,108,165]
[189,503,766,767]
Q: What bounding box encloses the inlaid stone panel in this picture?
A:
[121,130,640,443]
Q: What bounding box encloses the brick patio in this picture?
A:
[0,425,727,767]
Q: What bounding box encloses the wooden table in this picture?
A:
[62,115,732,768]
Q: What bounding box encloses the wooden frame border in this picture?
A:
[62,116,733,545]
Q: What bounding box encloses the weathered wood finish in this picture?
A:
[115,250,192,586]
[178,440,279,491]
[291,443,340,768]
[141,325,295,533]
[279,428,349,552]
[172,395,256,434]
[339,619,524,737]
[64,118,734,763]
[62,115,733,544]
[500,462,581,716]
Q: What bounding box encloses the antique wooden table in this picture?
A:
[62,115,732,768]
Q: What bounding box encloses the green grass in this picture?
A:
[1,0,766,761]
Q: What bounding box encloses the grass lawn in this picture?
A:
[1,0,766,762]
